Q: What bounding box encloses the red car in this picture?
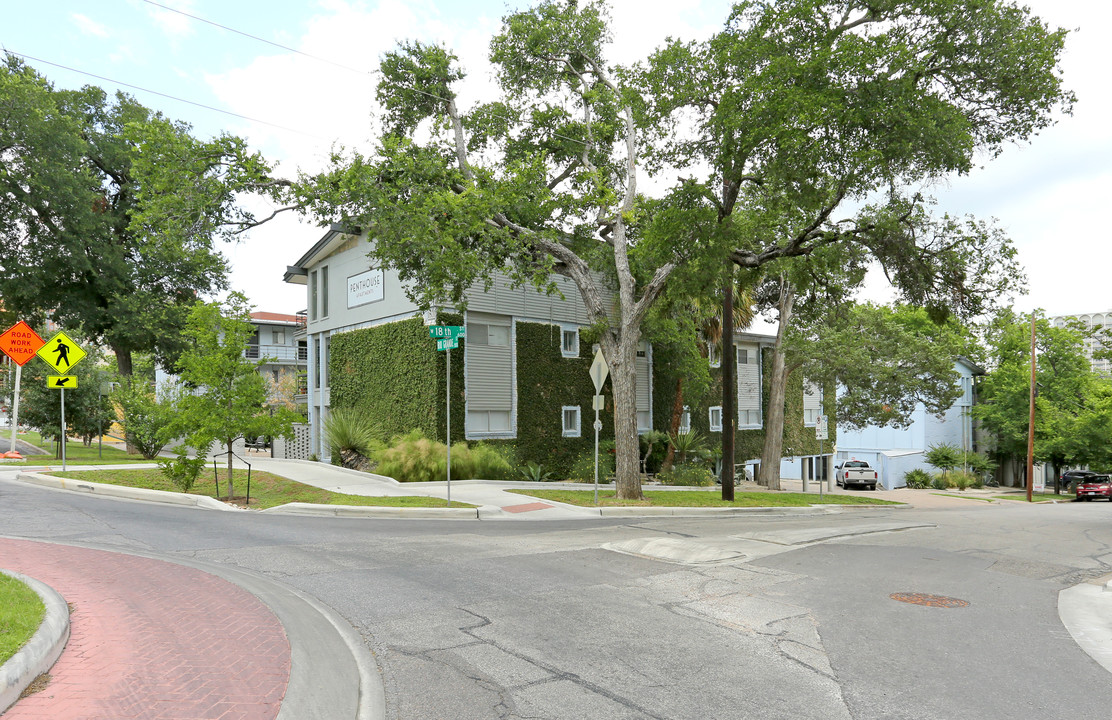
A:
[1076,474,1112,501]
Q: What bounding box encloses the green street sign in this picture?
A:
[437,337,459,351]
[429,325,465,339]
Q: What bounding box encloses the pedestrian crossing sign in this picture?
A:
[36,331,87,374]
[47,376,78,389]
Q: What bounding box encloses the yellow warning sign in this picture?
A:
[47,376,78,389]
[36,331,87,374]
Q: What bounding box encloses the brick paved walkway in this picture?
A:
[0,539,290,720]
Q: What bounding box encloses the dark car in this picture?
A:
[1076,474,1112,501]
[1061,470,1098,491]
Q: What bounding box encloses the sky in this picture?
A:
[4,0,1109,325]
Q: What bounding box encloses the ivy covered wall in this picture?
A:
[510,321,613,476]
[329,316,463,443]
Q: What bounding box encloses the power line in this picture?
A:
[2,49,329,141]
[140,0,372,76]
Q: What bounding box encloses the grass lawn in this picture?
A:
[46,467,475,510]
[993,492,1067,503]
[0,573,45,666]
[3,430,156,467]
[507,488,902,507]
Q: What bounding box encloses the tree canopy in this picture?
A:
[286,0,1072,498]
[0,55,281,376]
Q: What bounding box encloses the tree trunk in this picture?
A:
[662,377,684,472]
[110,343,138,454]
[607,334,644,501]
[759,279,795,491]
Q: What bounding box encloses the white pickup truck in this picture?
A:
[835,460,879,491]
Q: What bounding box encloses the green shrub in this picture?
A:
[903,468,933,489]
[657,462,715,486]
[925,443,962,473]
[567,449,614,483]
[948,470,979,491]
[114,379,181,459]
[930,474,951,490]
[157,446,207,492]
[374,430,513,482]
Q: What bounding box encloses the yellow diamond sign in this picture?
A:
[37,331,87,374]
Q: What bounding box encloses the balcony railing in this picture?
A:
[293,311,308,338]
[245,344,308,363]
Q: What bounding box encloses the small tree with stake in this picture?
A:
[172,293,300,501]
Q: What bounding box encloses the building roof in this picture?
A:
[283,223,359,285]
[250,312,301,325]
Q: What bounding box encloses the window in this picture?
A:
[709,406,723,432]
[738,348,749,364]
[467,323,510,347]
[272,329,285,345]
[309,271,318,321]
[679,406,691,433]
[467,410,511,434]
[561,326,579,357]
[637,411,651,433]
[562,406,581,437]
[321,266,329,317]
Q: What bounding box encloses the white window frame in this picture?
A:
[561,325,579,358]
[709,406,723,432]
[272,329,285,345]
[679,406,691,434]
[562,406,582,437]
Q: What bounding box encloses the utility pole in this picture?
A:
[1026,313,1036,503]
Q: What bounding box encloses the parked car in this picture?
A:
[1061,470,1097,491]
[1075,474,1112,501]
[835,460,878,491]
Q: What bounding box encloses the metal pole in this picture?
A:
[819,437,824,499]
[61,387,67,471]
[1027,314,1036,503]
[10,364,21,453]
[98,380,103,460]
[594,405,600,505]
[446,345,451,507]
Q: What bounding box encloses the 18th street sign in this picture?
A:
[429,325,466,339]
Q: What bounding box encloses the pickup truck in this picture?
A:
[835,460,879,491]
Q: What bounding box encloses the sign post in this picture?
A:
[430,326,465,506]
[0,321,45,454]
[814,414,827,498]
[589,349,609,505]
[36,331,88,472]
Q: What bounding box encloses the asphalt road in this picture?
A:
[2,473,1111,720]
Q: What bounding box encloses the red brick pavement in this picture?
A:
[0,539,290,720]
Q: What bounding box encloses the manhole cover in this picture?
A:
[890,592,970,608]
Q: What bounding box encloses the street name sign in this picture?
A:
[36,331,87,373]
[436,337,459,351]
[429,325,466,339]
[0,321,45,366]
[47,376,78,389]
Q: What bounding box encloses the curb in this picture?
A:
[262,502,479,519]
[1058,572,1112,675]
[15,472,234,511]
[0,570,70,715]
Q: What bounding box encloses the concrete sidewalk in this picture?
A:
[0,538,381,720]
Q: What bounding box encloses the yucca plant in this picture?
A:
[516,462,552,482]
[323,407,382,471]
[668,430,707,465]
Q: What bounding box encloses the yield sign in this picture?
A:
[0,321,45,366]
[589,349,609,393]
[37,331,87,373]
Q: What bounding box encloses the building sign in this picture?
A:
[347,268,384,308]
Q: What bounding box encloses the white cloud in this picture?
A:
[142,0,198,39]
[71,13,110,38]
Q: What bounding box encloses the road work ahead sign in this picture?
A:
[0,321,45,366]
[36,331,87,374]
